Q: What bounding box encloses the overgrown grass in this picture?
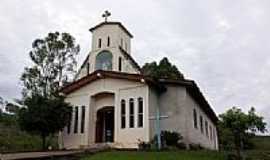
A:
[81,151,225,160]
[0,123,58,153]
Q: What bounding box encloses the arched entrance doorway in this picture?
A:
[95,106,114,143]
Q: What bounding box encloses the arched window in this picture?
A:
[129,98,134,128]
[121,100,126,129]
[138,97,143,128]
[95,51,112,70]
[193,109,198,129]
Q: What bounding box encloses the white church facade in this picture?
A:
[60,18,219,150]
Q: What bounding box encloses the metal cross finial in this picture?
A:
[102,10,111,22]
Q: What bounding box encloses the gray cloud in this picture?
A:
[0,0,269,130]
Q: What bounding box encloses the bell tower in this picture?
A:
[89,11,133,54]
[75,11,140,80]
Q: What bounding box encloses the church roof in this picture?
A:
[119,46,141,72]
[89,21,133,38]
[61,70,218,124]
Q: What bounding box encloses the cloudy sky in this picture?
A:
[0,0,269,130]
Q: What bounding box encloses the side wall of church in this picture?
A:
[185,92,219,150]
[148,84,218,150]
[148,85,188,144]
[158,85,188,143]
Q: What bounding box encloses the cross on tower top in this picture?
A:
[102,10,111,22]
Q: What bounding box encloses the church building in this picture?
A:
[60,14,219,150]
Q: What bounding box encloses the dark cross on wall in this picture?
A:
[102,10,111,22]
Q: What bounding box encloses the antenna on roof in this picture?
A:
[102,10,111,22]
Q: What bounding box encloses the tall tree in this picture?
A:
[19,32,79,149]
[142,57,184,80]
[219,107,267,159]
[21,32,80,98]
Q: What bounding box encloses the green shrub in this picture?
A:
[138,141,151,151]
[189,143,203,150]
[176,142,187,150]
[161,131,182,146]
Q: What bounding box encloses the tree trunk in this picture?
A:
[41,134,46,150]
[234,133,242,160]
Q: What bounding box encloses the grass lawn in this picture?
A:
[81,151,225,160]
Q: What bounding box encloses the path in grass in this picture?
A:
[81,151,225,160]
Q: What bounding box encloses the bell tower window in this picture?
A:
[95,51,112,70]
[107,37,110,47]
[118,57,122,71]
[98,38,102,48]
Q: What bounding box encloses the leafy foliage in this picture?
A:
[18,95,72,149]
[152,130,183,149]
[21,32,80,98]
[19,32,79,149]
[142,57,184,80]
[161,130,183,146]
[218,107,267,159]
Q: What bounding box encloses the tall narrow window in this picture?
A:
[81,106,85,133]
[118,57,122,71]
[125,42,128,51]
[193,109,198,129]
[121,100,126,129]
[67,109,72,134]
[107,37,110,46]
[200,115,203,134]
[74,106,79,134]
[210,125,213,140]
[98,38,102,48]
[213,128,216,148]
[129,98,134,128]
[138,97,143,128]
[205,120,209,137]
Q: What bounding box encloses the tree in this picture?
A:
[142,57,184,80]
[219,107,267,159]
[21,32,80,98]
[19,32,79,149]
[18,95,72,149]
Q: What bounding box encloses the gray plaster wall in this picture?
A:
[185,92,218,150]
[148,84,218,150]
